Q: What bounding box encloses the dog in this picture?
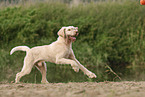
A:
[10,26,97,83]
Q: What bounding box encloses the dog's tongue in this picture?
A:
[69,36,76,42]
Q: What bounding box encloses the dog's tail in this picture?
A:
[10,46,30,55]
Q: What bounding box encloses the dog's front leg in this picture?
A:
[74,59,97,78]
[69,50,97,78]
[55,58,79,72]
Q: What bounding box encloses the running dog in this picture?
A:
[10,26,97,83]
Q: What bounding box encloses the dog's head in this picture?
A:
[57,26,79,42]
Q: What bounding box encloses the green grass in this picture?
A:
[0,1,145,83]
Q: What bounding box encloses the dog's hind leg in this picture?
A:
[15,56,34,83]
[35,61,49,83]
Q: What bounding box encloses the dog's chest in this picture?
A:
[63,49,71,58]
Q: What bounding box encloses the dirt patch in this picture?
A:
[0,81,145,97]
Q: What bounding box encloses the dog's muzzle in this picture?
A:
[69,32,79,42]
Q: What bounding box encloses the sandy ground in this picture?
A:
[0,81,145,97]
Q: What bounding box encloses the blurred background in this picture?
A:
[0,0,145,83]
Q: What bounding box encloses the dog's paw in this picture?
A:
[72,66,79,72]
[71,64,79,72]
[86,71,97,78]
[41,80,49,84]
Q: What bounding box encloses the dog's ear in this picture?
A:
[57,27,66,37]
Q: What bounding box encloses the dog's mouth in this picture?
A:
[69,36,76,42]
[68,33,79,42]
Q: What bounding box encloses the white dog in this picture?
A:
[10,26,97,83]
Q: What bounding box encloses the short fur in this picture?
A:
[10,26,96,83]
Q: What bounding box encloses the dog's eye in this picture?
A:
[68,29,71,31]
